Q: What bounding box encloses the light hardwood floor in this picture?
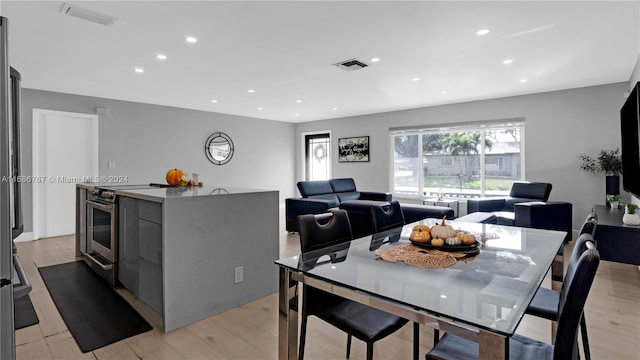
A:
[14,219,640,360]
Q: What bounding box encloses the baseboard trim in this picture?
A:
[14,232,34,242]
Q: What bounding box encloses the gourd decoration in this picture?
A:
[458,233,476,245]
[409,224,431,243]
[166,168,185,186]
[430,216,456,239]
[445,237,461,246]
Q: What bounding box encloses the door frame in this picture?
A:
[300,130,331,181]
[32,109,98,240]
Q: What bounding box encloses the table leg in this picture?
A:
[278,267,299,360]
[479,329,508,360]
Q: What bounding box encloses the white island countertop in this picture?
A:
[116,185,275,203]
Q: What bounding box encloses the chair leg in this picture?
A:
[346,334,352,358]
[366,342,374,360]
[581,316,591,360]
[433,329,440,346]
[298,315,308,360]
[413,322,419,360]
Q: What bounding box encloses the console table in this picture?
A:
[593,205,640,265]
[423,198,459,217]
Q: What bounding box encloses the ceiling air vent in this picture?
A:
[60,3,118,26]
[333,58,369,71]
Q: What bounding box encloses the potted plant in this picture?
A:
[623,203,640,225]
[606,194,622,208]
[580,149,623,196]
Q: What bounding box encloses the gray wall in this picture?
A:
[630,54,640,89]
[294,82,630,231]
[20,89,296,233]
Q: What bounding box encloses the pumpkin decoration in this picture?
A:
[445,237,462,246]
[430,216,456,239]
[166,168,185,186]
[409,225,431,243]
[458,233,476,245]
[431,238,445,247]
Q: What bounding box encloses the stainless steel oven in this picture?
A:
[86,188,118,280]
[84,184,160,286]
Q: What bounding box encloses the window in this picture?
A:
[390,119,524,199]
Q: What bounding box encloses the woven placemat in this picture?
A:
[375,243,475,269]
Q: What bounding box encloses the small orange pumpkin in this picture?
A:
[166,168,185,186]
[458,233,476,245]
[409,225,431,243]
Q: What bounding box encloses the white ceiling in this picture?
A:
[2,1,639,123]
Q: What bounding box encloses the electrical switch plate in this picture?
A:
[234,266,243,283]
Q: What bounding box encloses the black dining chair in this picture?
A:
[297,210,416,360]
[371,200,405,233]
[426,239,600,360]
[370,200,421,357]
[579,212,598,239]
[527,224,598,360]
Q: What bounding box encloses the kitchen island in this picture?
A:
[77,184,279,332]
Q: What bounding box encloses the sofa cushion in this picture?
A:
[298,180,333,197]
[307,193,340,207]
[401,204,455,224]
[509,182,552,201]
[493,211,516,226]
[336,191,361,202]
[456,212,497,224]
[329,178,357,193]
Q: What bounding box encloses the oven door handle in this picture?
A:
[86,200,114,211]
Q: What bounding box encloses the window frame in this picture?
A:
[389,118,525,200]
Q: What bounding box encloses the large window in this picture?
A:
[390,119,524,199]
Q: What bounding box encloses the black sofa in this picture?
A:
[466,181,573,243]
[285,178,455,233]
[285,178,391,232]
[466,181,553,225]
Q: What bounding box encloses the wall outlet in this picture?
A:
[234,266,243,284]
[108,161,116,169]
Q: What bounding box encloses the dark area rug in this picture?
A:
[14,295,39,330]
[38,261,152,352]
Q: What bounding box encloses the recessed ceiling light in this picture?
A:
[258,107,263,110]
[441,90,447,94]
[248,89,255,93]
[371,57,380,63]
[332,107,338,111]
[520,78,528,83]
[476,29,490,35]
[185,36,197,43]
[134,68,144,73]
[156,54,167,60]
[294,113,300,116]
[412,77,420,82]
[296,99,302,103]
[503,59,513,65]
[211,99,218,103]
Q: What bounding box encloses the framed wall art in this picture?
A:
[338,136,369,162]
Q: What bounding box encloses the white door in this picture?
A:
[33,109,98,239]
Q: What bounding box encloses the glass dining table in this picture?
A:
[275,218,566,360]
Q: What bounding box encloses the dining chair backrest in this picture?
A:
[371,200,405,233]
[579,212,598,239]
[554,241,599,359]
[297,210,353,254]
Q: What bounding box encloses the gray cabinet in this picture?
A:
[137,200,163,314]
[118,196,139,295]
[118,197,163,314]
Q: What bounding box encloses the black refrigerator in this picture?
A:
[1,16,28,360]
